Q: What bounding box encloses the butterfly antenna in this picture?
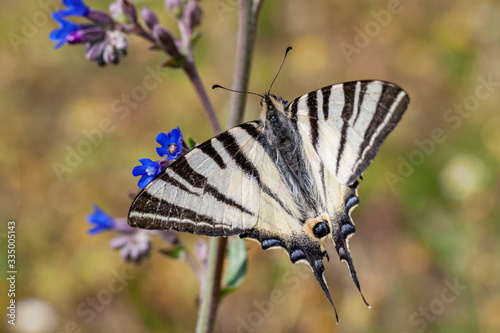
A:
[268,46,292,95]
[212,84,264,99]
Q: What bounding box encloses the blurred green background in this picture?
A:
[1,0,500,332]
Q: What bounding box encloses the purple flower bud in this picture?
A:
[109,0,138,24]
[86,40,107,62]
[165,0,183,17]
[110,230,152,263]
[183,0,202,31]
[86,9,114,25]
[67,27,106,44]
[141,6,159,30]
[85,30,128,66]
[152,25,182,58]
[102,44,118,64]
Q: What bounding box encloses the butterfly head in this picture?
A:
[260,93,289,125]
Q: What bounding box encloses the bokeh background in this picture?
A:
[1,0,500,332]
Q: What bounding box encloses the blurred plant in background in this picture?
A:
[49,0,260,332]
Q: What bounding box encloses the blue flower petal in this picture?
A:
[138,175,154,189]
[59,0,90,17]
[132,158,161,188]
[156,127,183,160]
[87,204,115,235]
[50,13,81,48]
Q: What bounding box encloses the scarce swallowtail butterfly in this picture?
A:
[128,51,409,321]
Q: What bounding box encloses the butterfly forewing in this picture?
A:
[129,122,264,235]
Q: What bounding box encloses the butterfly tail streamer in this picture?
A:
[310,257,339,323]
[333,232,370,308]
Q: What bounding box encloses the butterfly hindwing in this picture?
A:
[287,80,409,305]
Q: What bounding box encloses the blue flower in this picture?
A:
[156,127,183,160]
[87,204,116,235]
[132,158,162,188]
[58,0,90,17]
[50,13,82,48]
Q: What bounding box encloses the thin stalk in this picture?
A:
[195,237,227,333]
[184,250,201,282]
[181,36,225,333]
[226,0,264,128]
[183,60,222,135]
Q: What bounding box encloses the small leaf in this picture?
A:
[190,32,202,46]
[221,237,247,296]
[159,246,185,259]
[161,55,185,68]
[187,137,198,150]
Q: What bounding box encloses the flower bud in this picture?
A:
[67,27,106,44]
[86,40,106,62]
[109,0,138,24]
[86,9,114,25]
[152,25,181,58]
[141,6,159,30]
[183,0,202,31]
[165,0,183,17]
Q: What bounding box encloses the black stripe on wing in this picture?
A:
[221,122,297,219]
[199,139,226,169]
[169,155,254,215]
[286,80,409,185]
[350,83,409,183]
[129,192,246,235]
[307,91,319,149]
[335,83,356,174]
[352,81,369,126]
[321,87,331,120]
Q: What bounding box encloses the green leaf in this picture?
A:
[161,55,186,69]
[190,32,202,46]
[220,237,247,296]
[187,137,198,150]
[160,246,185,259]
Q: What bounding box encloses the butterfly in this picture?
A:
[128,76,409,320]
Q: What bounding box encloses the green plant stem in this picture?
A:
[184,60,222,135]
[226,0,264,128]
[195,237,227,333]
